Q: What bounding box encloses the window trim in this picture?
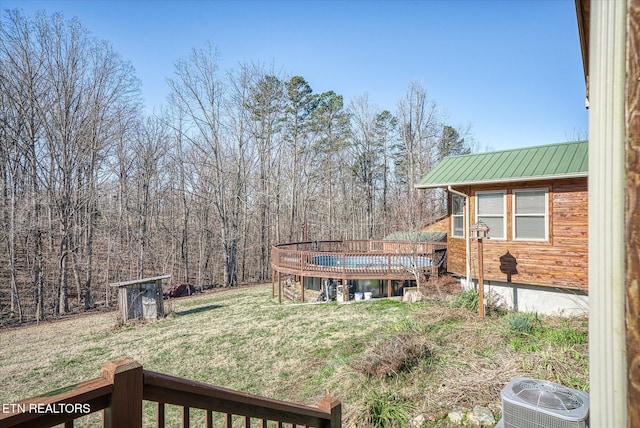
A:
[451,194,465,238]
[475,190,507,240]
[512,188,549,242]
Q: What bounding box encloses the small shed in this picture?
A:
[110,274,171,321]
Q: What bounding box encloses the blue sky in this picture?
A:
[2,0,588,151]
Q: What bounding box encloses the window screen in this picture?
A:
[452,194,464,238]
[514,190,547,240]
[476,191,505,239]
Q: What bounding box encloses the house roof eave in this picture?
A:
[414,172,589,189]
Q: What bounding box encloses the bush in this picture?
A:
[507,312,539,335]
[454,289,479,311]
[362,391,415,428]
[504,312,542,352]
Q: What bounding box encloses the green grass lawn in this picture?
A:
[0,284,588,427]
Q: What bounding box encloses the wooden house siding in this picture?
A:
[448,236,467,276]
[422,215,449,234]
[447,178,588,290]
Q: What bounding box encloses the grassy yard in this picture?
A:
[0,283,588,427]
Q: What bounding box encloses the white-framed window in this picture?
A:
[451,194,465,238]
[475,190,506,239]
[513,188,548,241]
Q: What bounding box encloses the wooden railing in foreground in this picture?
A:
[0,357,341,428]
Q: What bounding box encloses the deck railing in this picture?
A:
[272,240,447,278]
[273,239,445,254]
[0,358,341,428]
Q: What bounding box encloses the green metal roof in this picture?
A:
[383,231,447,242]
[415,141,588,188]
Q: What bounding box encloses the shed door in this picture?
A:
[141,283,157,319]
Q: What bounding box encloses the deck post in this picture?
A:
[318,396,341,427]
[278,271,282,304]
[102,357,143,428]
[300,275,305,302]
[387,279,391,298]
[477,238,485,318]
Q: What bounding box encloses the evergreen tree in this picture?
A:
[437,125,470,161]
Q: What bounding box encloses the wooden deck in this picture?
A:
[0,358,341,428]
[270,240,447,302]
[272,240,447,280]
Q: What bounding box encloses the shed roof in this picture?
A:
[110,274,172,288]
[415,140,588,189]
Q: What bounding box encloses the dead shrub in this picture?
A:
[352,334,432,378]
[419,274,461,302]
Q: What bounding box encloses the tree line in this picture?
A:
[0,10,469,323]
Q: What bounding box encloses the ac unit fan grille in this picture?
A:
[512,379,584,410]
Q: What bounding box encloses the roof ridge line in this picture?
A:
[444,140,588,159]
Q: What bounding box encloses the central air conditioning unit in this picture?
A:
[498,377,589,428]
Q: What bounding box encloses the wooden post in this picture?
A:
[478,238,485,318]
[318,396,342,428]
[271,269,275,298]
[387,279,391,298]
[300,275,305,302]
[278,271,282,304]
[102,357,143,428]
[157,402,165,427]
[183,406,190,428]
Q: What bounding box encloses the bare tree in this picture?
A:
[131,117,167,278]
[348,94,383,239]
[34,13,89,314]
[0,100,24,321]
[0,9,48,321]
[395,81,441,229]
[0,10,140,319]
[35,12,140,313]
[219,64,254,285]
[164,105,192,284]
[168,43,241,286]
